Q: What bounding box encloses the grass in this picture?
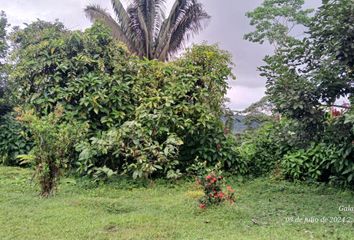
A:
[0,166,354,240]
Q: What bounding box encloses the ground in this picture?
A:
[0,166,353,240]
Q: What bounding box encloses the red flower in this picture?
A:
[331,108,341,117]
[206,175,212,180]
[199,203,206,209]
[218,192,225,199]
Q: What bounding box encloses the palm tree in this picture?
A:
[85,0,210,61]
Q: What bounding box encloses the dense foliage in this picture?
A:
[16,106,88,197]
[1,0,353,194]
[6,21,240,182]
[0,113,32,165]
[0,12,33,166]
[0,11,10,115]
[243,0,354,186]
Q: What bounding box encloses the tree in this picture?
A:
[242,96,274,127]
[84,0,210,61]
[0,11,9,116]
[264,0,353,116]
[9,21,239,178]
[243,96,273,115]
[244,0,313,50]
[248,0,354,140]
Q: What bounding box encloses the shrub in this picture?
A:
[279,111,354,186]
[9,21,237,179]
[0,113,32,165]
[197,172,236,208]
[76,121,184,179]
[237,122,285,176]
[281,142,354,186]
[16,106,88,197]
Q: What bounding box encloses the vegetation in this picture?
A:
[85,0,210,61]
[0,0,354,238]
[1,166,354,240]
[242,0,354,186]
[0,11,10,115]
[197,171,236,209]
[0,113,32,166]
[2,20,241,190]
[0,0,353,189]
[16,106,88,197]
[244,0,313,49]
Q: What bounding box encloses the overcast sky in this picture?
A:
[0,0,321,110]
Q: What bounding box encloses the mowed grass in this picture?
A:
[1,166,354,240]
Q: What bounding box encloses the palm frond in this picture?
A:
[137,7,150,57]
[110,0,131,31]
[153,0,167,42]
[154,0,189,59]
[127,5,147,57]
[130,0,166,58]
[84,0,208,61]
[155,0,209,61]
[168,1,210,56]
[84,5,135,51]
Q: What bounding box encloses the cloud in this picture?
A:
[226,85,266,111]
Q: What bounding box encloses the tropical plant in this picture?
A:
[197,172,236,208]
[254,0,354,136]
[0,113,32,166]
[9,21,237,179]
[16,106,88,197]
[245,0,313,50]
[237,122,281,176]
[245,0,354,159]
[281,141,354,186]
[0,11,10,116]
[76,122,184,179]
[84,0,210,61]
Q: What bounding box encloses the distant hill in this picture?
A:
[222,115,261,134]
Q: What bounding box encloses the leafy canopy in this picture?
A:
[0,11,9,116]
[245,0,313,49]
[8,21,239,179]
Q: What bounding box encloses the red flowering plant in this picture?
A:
[197,172,236,209]
[331,108,341,117]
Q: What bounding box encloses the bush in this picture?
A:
[76,121,183,179]
[0,113,32,165]
[279,110,354,186]
[281,141,354,185]
[16,106,88,197]
[237,122,287,176]
[197,172,236,209]
[282,143,339,182]
[9,21,238,179]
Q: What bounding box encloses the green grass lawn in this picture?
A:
[1,166,354,240]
